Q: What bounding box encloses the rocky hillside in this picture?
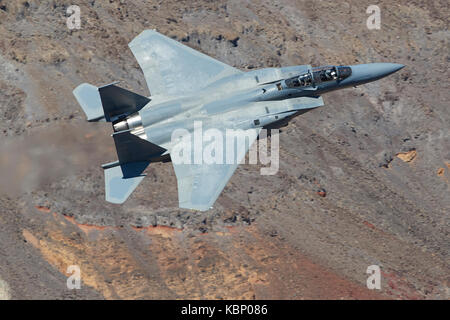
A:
[0,0,448,299]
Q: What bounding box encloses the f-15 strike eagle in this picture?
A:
[73,30,404,211]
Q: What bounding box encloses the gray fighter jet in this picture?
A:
[73,30,404,211]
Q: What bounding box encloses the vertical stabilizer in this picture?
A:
[73,83,150,122]
[102,131,166,204]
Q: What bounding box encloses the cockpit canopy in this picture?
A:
[337,66,352,80]
[313,66,338,82]
[285,72,313,88]
[284,66,352,88]
[312,66,352,83]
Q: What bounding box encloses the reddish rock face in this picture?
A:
[20,206,387,299]
[0,0,448,300]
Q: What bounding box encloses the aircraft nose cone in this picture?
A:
[374,63,405,76]
[391,63,405,71]
[346,63,405,85]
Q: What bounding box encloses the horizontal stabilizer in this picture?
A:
[103,126,166,204]
[104,161,150,204]
[99,84,150,122]
[73,83,105,121]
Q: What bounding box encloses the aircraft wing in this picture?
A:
[129,30,242,96]
[170,127,261,211]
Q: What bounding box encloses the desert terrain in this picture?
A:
[0,0,448,299]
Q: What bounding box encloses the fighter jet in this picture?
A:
[73,30,404,211]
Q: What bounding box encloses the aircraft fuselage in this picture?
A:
[119,63,403,149]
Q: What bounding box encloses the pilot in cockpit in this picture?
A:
[325,69,337,81]
[330,70,337,79]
